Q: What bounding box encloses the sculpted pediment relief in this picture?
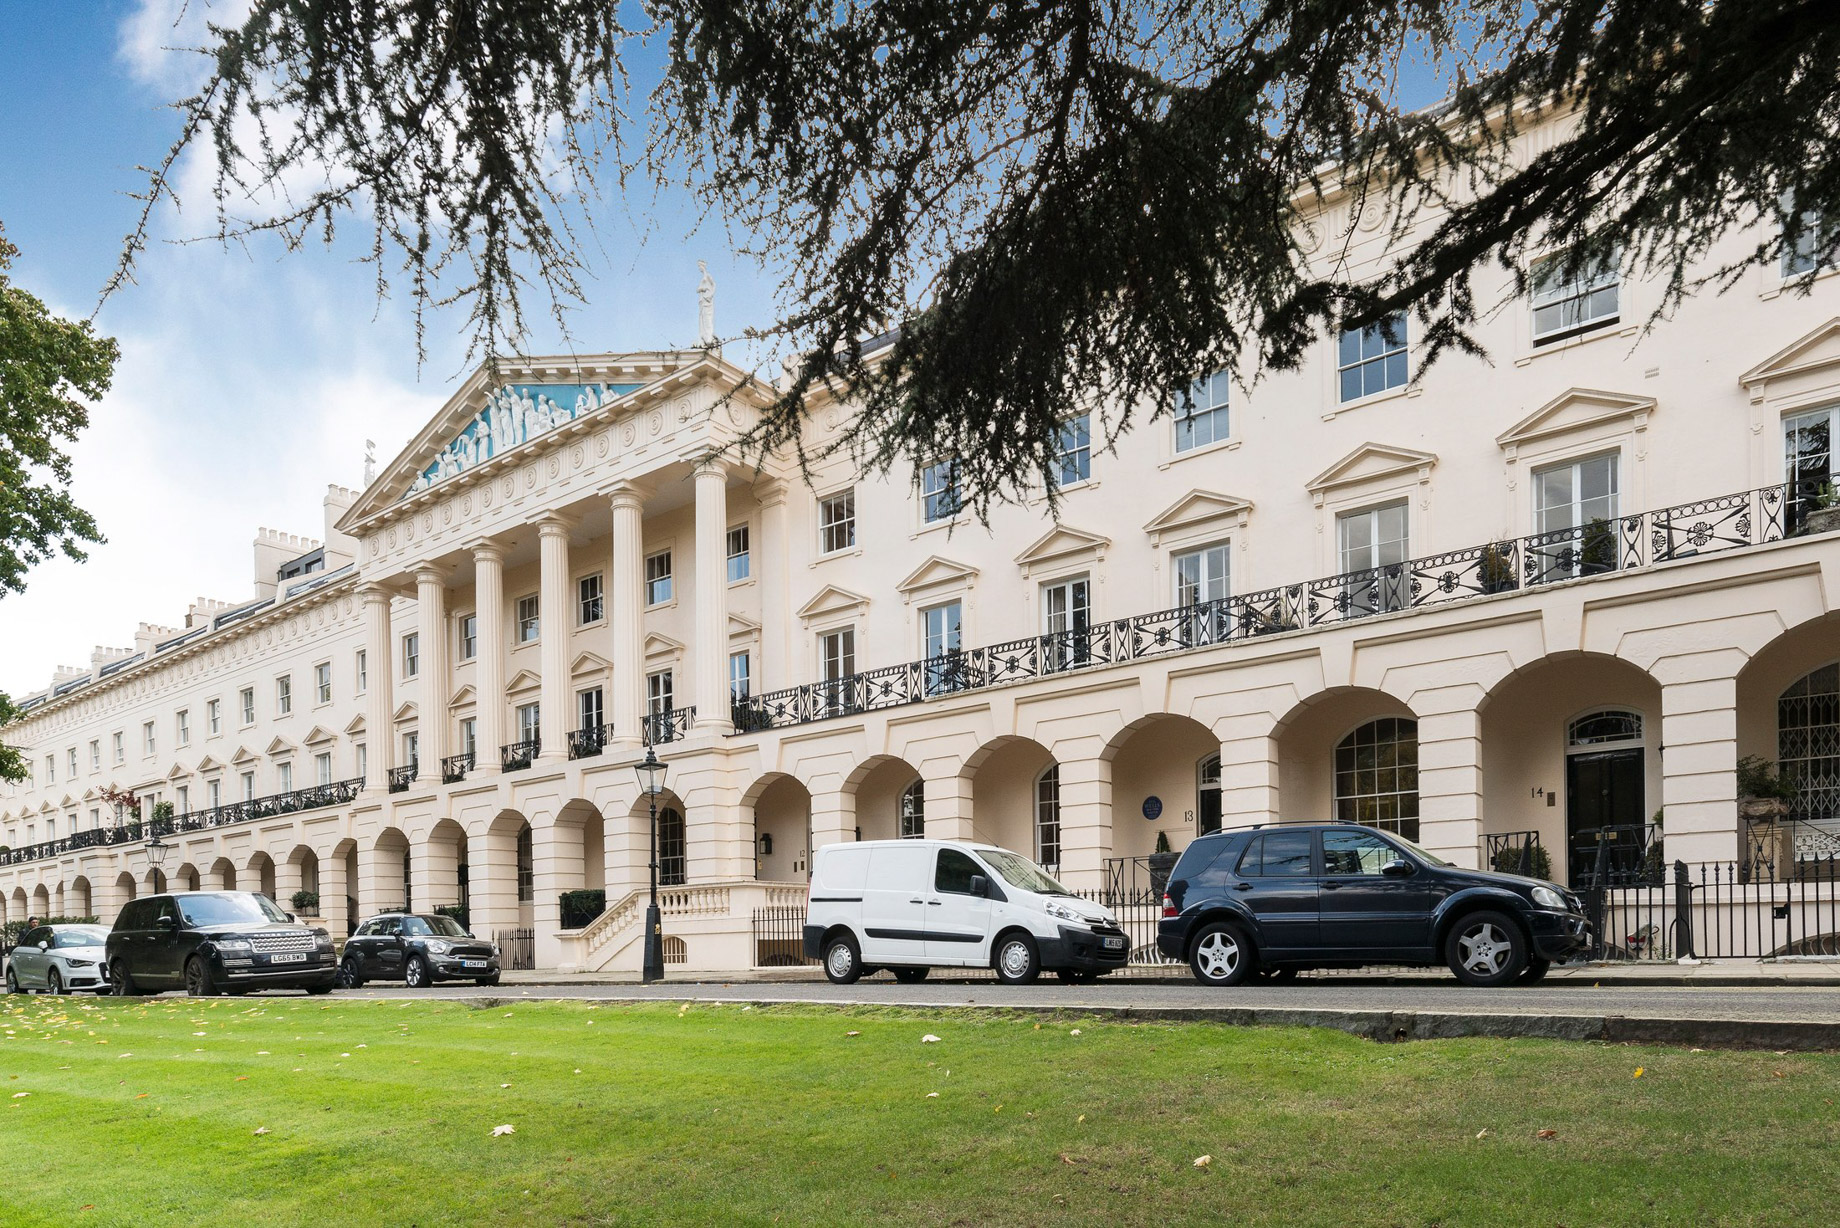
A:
[1496,388,1654,454]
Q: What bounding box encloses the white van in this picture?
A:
[802,839,1129,985]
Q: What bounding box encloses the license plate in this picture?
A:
[461,959,486,969]
[1103,936,1125,950]
[269,953,306,964]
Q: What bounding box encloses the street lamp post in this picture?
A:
[634,745,668,984]
[145,828,170,892]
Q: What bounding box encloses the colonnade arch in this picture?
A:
[1737,611,1840,868]
[844,755,924,844]
[745,773,812,882]
[1104,714,1221,861]
[964,736,1057,869]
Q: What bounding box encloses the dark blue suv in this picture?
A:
[1156,824,1592,987]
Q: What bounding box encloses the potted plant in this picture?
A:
[1490,842,1551,880]
[1579,517,1616,575]
[1146,830,1180,899]
[290,890,321,915]
[1736,756,1795,820]
[1803,481,1840,536]
[1478,543,1518,594]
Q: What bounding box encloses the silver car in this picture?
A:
[5,923,113,994]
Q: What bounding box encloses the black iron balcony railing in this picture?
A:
[643,706,696,745]
[1571,822,1664,889]
[441,751,475,784]
[0,777,364,868]
[568,724,609,760]
[387,762,419,794]
[501,737,540,773]
[735,480,1833,733]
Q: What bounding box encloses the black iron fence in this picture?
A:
[559,889,607,930]
[441,752,475,784]
[1570,823,1664,889]
[500,738,540,773]
[497,927,535,971]
[1,778,364,868]
[1581,858,1840,960]
[736,480,1829,733]
[643,707,696,745]
[568,725,609,760]
[387,762,418,794]
[1483,830,1550,879]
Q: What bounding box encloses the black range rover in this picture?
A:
[106,892,338,996]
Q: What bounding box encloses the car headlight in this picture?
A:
[490,944,500,957]
[1531,886,1568,910]
[65,958,96,968]
[1043,901,1081,922]
[425,939,453,954]
[315,932,334,950]
[216,938,253,953]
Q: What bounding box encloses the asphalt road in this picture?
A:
[337,978,1840,1024]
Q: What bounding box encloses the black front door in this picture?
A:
[1567,748,1644,885]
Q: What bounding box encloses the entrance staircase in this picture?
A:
[558,879,808,973]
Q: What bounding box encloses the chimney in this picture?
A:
[322,484,360,569]
[253,527,319,599]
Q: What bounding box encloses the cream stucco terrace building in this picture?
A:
[4,143,1840,972]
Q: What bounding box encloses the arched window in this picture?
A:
[659,806,687,886]
[1333,718,1419,838]
[899,779,925,839]
[1197,754,1223,835]
[1035,765,1061,870]
[1568,710,1643,747]
[1780,663,1839,825]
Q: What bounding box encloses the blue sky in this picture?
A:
[0,2,1453,698]
[0,1,774,697]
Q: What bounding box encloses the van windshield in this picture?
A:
[977,849,1070,896]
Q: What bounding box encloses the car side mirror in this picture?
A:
[155,915,177,929]
[969,874,989,898]
[1381,859,1413,877]
[37,940,50,951]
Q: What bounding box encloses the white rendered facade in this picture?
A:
[5,123,1840,971]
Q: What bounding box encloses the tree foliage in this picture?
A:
[123,0,1840,514]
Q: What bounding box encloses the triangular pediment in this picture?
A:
[448,683,477,708]
[1143,490,1255,538]
[229,745,258,765]
[265,736,297,758]
[194,755,224,774]
[570,651,611,679]
[895,555,981,595]
[164,762,190,781]
[1742,317,1840,390]
[727,612,761,636]
[506,669,542,694]
[1306,443,1438,495]
[58,793,75,807]
[1013,525,1110,571]
[390,702,419,723]
[1496,388,1655,450]
[301,725,338,747]
[795,585,871,621]
[342,714,366,737]
[643,632,686,662]
[81,787,97,801]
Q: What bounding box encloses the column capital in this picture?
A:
[604,481,646,512]
[413,565,448,588]
[467,538,507,565]
[359,582,394,606]
[694,453,731,480]
[535,511,579,538]
[752,477,790,507]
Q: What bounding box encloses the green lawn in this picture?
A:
[2,997,1836,1226]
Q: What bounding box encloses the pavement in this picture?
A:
[332,966,1840,1052]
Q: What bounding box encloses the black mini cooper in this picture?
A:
[106,891,338,996]
[1157,823,1593,987]
[338,913,501,988]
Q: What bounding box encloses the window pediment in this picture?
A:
[448,683,477,709]
[342,715,367,737]
[164,763,189,781]
[505,669,542,695]
[301,725,338,747]
[796,585,871,624]
[570,651,611,679]
[1741,316,1840,403]
[1496,388,1654,457]
[229,745,258,765]
[643,632,685,663]
[194,755,224,774]
[390,702,419,724]
[1013,525,1110,577]
[895,556,980,599]
[1306,443,1438,503]
[1142,490,1254,545]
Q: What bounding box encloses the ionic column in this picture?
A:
[608,485,646,744]
[361,584,395,790]
[537,515,574,761]
[693,459,734,732]
[415,568,450,782]
[472,542,506,775]
[756,481,790,694]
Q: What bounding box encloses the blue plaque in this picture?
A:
[1142,796,1163,820]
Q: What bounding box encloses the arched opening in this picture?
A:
[68,877,93,919]
[1779,663,1838,854]
[287,845,321,913]
[965,736,1056,857]
[477,811,532,942]
[1273,688,1417,828]
[114,872,138,913]
[747,775,811,882]
[845,756,925,844]
[209,857,239,892]
[247,851,277,902]
[426,818,471,920]
[369,828,411,914]
[332,838,360,934]
[1738,614,1840,874]
[1105,713,1223,862]
[173,863,201,893]
[142,867,167,896]
[30,883,50,918]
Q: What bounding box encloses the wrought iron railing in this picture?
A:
[0,777,364,867]
[387,762,418,794]
[441,751,475,784]
[1578,857,1840,960]
[568,725,609,761]
[643,707,697,745]
[736,480,1828,733]
[1483,830,1548,878]
[1102,853,1181,906]
[1571,823,1664,889]
[501,738,540,772]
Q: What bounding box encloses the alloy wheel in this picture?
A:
[1195,930,1241,981]
[4,967,17,994]
[1458,923,1511,977]
[47,968,64,996]
[185,959,209,997]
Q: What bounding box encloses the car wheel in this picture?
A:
[109,959,137,996]
[336,956,364,989]
[476,974,501,987]
[891,967,929,984]
[185,957,220,998]
[3,966,18,995]
[822,934,863,985]
[1188,921,1254,986]
[404,955,432,989]
[46,967,66,996]
[1520,956,1552,984]
[993,933,1040,985]
[1446,910,1528,987]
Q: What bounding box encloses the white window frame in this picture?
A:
[1175,371,1231,453]
[315,751,333,786]
[1532,452,1621,536]
[646,670,675,716]
[726,524,751,583]
[402,632,421,678]
[458,613,478,661]
[819,627,857,683]
[1173,542,1231,607]
[275,674,292,717]
[921,462,960,523]
[729,651,752,703]
[644,552,674,606]
[176,710,190,747]
[142,721,156,756]
[356,649,368,694]
[314,661,332,705]
[1530,246,1621,344]
[577,573,604,625]
[818,490,856,554]
[516,703,541,743]
[1337,313,1409,403]
[277,761,293,794]
[1051,416,1091,488]
[113,731,125,764]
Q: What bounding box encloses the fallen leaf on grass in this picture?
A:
[925,1092,939,1099]
[1060,1154,1084,1165]
[1536,1129,1558,1140]
[920,1034,941,1044]
[253,1127,269,1136]
[845,1031,860,1037]
[1632,1067,1644,1079]
[1475,1129,1489,1139]
[1193,1155,1212,1168]
[500,1084,513,1089]
[1078,1114,1086,1123]
[1069,1029,1082,1037]
[11,1093,27,1099]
